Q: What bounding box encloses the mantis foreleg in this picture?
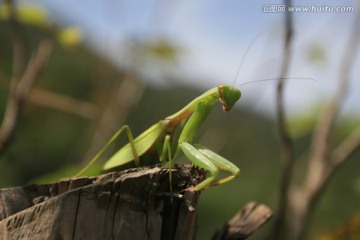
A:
[179,142,219,191]
[176,101,241,191]
[195,144,240,188]
[173,142,240,191]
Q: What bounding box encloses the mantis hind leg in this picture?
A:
[75,125,139,177]
[179,142,240,191]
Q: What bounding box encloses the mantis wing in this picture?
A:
[103,121,164,170]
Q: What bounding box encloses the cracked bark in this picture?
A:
[0,165,204,240]
[0,165,272,240]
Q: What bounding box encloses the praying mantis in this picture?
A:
[76,84,241,191]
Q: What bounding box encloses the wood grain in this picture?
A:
[0,165,204,240]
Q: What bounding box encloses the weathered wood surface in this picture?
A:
[0,165,204,240]
[212,201,273,240]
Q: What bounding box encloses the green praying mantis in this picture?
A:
[76,84,241,191]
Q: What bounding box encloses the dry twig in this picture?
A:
[0,0,53,154]
[81,70,144,164]
[0,39,53,153]
[290,8,360,240]
[212,202,273,240]
[270,0,294,239]
[28,87,98,119]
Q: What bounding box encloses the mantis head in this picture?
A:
[218,84,241,112]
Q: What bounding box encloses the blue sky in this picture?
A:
[24,0,360,117]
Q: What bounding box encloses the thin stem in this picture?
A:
[270,0,294,239]
[6,0,26,81]
[290,7,360,240]
[0,39,53,154]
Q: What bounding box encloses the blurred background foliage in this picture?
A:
[0,2,359,240]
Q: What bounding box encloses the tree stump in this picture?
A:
[0,165,204,240]
[0,164,273,240]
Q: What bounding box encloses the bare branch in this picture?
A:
[305,12,360,192]
[289,8,360,240]
[28,87,99,119]
[81,71,144,164]
[6,0,27,81]
[1,80,98,119]
[276,0,294,178]
[0,39,53,154]
[271,0,294,238]
[329,126,360,173]
[212,202,273,240]
[15,40,53,98]
[305,8,360,192]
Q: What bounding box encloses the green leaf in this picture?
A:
[0,3,49,27]
[57,27,83,47]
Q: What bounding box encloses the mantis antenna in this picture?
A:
[232,34,315,88]
[238,77,316,87]
[232,33,264,87]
